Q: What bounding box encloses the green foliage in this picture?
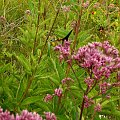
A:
[0,0,120,119]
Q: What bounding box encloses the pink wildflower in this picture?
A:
[44,94,53,102]
[54,88,62,97]
[84,77,94,88]
[112,82,120,87]
[117,71,120,81]
[25,9,31,15]
[0,107,15,120]
[93,2,100,8]
[54,40,71,62]
[82,1,90,8]
[73,41,120,80]
[44,112,57,120]
[16,110,43,120]
[94,103,102,112]
[61,77,74,85]
[99,82,111,94]
[62,5,70,12]
[84,95,94,108]
[106,94,111,99]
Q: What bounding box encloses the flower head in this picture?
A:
[93,2,100,8]
[62,5,70,12]
[61,77,74,85]
[44,112,57,120]
[16,110,43,120]
[82,1,90,8]
[94,103,102,112]
[84,95,94,108]
[54,40,71,62]
[73,41,120,80]
[0,107,15,120]
[44,94,53,102]
[54,88,62,97]
[99,82,111,94]
[25,9,31,15]
[84,77,94,88]
[0,16,6,23]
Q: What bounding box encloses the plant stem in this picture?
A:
[79,86,89,120]
[72,0,83,51]
[38,3,61,64]
[18,75,34,104]
[18,0,41,105]
[69,63,84,91]
[33,0,41,55]
[79,95,85,120]
[79,66,93,119]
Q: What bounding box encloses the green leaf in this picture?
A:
[21,96,42,105]
[102,96,120,107]
[101,110,120,117]
[16,74,27,101]
[0,63,11,73]
[3,86,14,99]
[32,88,53,95]
[47,42,51,57]
[15,54,31,74]
[36,102,50,111]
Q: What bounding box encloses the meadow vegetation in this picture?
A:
[0,0,120,120]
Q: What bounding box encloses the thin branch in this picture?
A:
[33,0,41,55]
[38,4,61,64]
[72,0,84,52]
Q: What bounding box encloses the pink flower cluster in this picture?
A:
[61,77,74,85]
[44,94,53,102]
[44,88,62,102]
[0,107,57,120]
[82,1,90,8]
[44,112,57,120]
[54,40,71,62]
[73,41,120,80]
[84,77,94,88]
[62,5,71,12]
[94,103,102,112]
[99,82,111,94]
[84,95,94,108]
[54,88,62,97]
[0,107,14,120]
[55,41,120,94]
[16,110,42,120]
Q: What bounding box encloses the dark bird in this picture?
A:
[50,29,73,46]
[59,29,73,44]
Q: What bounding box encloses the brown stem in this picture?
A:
[79,86,89,120]
[79,95,85,120]
[79,66,93,119]
[42,6,46,30]
[72,0,83,52]
[64,13,67,29]
[18,1,41,105]
[38,5,61,64]
[18,75,34,105]
[33,0,41,55]
[56,96,62,113]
